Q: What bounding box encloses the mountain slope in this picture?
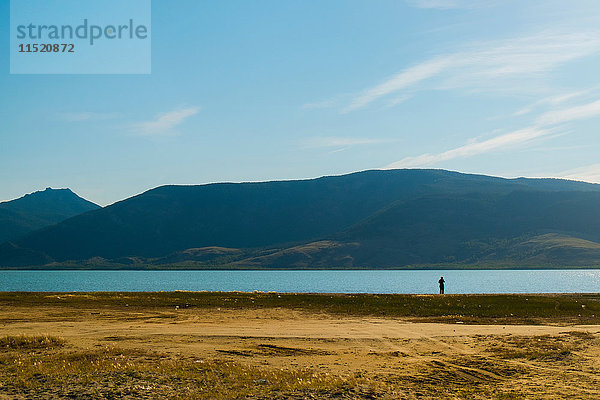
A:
[332,190,600,267]
[2,170,600,268]
[2,169,529,261]
[231,191,600,268]
[0,188,100,243]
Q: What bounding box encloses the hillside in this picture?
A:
[251,191,600,268]
[1,170,600,269]
[0,188,100,244]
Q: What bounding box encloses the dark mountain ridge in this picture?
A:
[2,169,600,269]
[0,188,100,244]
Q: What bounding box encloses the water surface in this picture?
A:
[1,269,599,293]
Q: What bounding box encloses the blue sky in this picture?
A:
[2,0,600,205]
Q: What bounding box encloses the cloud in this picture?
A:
[384,95,412,109]
[302,136,396,149]
[130,107,200,136]
[386,96,600,169]
[57,112,120,122]
[514,90,592,116]
[541,90,591,106]
[344,57,453,112]
[558,163,600,184]
[345,31,600,111]
[386,127,551,168]
[535,99,600,126]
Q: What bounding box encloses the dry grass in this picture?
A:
[0,335,64,350]
[1,331,598,399]
[1,292,599,324]
[0,345,368,399]
[1,294,599,399]
[488,331,596,361]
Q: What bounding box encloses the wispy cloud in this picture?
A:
[344,31,600,112]
[302,136,397,149]
[344,57,453,112]
[130,107,200,136]
[57,112,120,122]
[386,127,551,168]
[535,99,600,126]
[387,96,600,168]
[384,95,412,109]
[557,163,600,184]
[513,90,591,116]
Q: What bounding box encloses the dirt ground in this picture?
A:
[1,299,600,399]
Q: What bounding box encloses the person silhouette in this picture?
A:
[438,276,445,294]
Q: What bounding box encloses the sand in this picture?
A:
[1,297,600,399]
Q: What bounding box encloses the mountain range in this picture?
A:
[0,188,99,245]
[1,169,600,269]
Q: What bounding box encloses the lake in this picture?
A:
[0,269,599,293]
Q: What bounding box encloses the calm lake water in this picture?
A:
[0,269,599,293]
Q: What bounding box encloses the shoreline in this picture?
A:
[2,265,600,270]
[1,292,599,325]
[1,291,599,399]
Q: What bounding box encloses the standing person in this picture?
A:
[438,276,445,294]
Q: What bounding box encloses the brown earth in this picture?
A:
[1,298,599,399]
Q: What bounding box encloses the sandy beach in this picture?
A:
[1,292,599,399]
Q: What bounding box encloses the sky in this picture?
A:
[1,0,600,206]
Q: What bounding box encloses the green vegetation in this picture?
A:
[1,292,599,324]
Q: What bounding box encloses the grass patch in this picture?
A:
[0,347,365,399]
[563,330,596,339]
[0,335,64,350]
[0,345,537,400]
[1,292,599,324]
[487,334,594,361]
[217,344,332,357]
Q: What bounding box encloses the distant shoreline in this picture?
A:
[1,291,599,325]
[2,265,600,271]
